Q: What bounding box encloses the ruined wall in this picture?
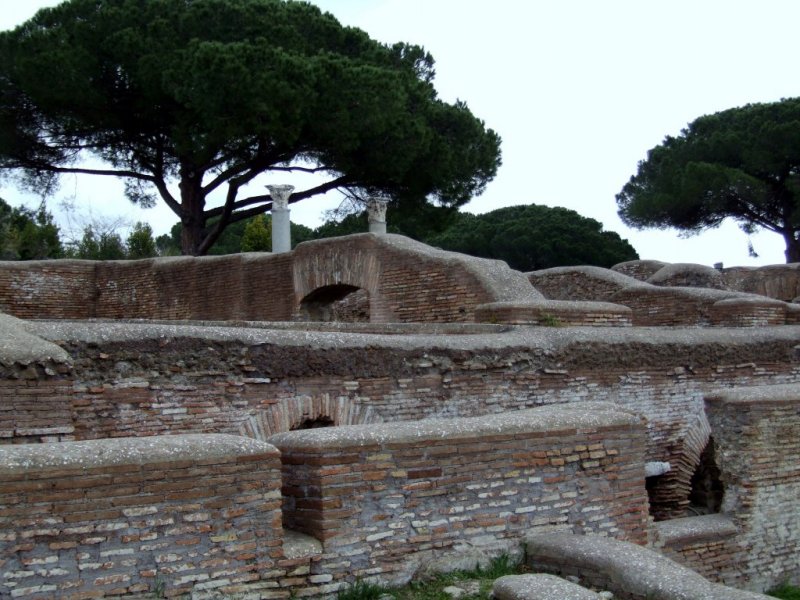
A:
[0,234,538,324]
[0,260,98,319]
[528,266,795,327]
[4,322,799,527]
[650,386,800,592]
[0,405,651,598]
[528,266,642,302]
[270,404,649,585]
[0,435,284,599]
[703,385,800,591]
[613,260,800,302]
[292,234,540,323]
[722,264,800,302]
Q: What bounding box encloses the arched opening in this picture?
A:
[291,416,334,430]
[688,437,724,515]
[298,284,370,322]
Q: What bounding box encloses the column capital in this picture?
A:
[267,185,294,211]
[366,196,389,223]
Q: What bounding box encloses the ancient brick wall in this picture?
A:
[0,435,283,599]
[269,404,649,585]
[292,234,540,323]
[527,266,641,302]
[702,385,800,591]
[5,323,799,527]
[0,234,537,323]
[654,515,745,587]
[722,264,800,302]
[0,260,98,319]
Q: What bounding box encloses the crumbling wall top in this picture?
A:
[0,312,71,367]
[268,401,639,450]
[0,433,277,473]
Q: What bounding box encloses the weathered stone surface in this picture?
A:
[611,259,668,280]
[647,262,728,289]
[528,265,644,302]
[474,299,632,326]
[525,532,771,599]
[0,311,71,367]
[493,574,601,600]
[722,263,800,301]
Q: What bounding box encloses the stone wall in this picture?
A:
[703,385,800,591]
[0,404,652,598]
[0,234,539,324]
[4,321,799,527]
[269,403,649,586]
[0,435,284,599]
[722,263,800,302]
[648,385,800,591]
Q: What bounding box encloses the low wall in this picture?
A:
[703,385,800,591]
[269,403,649,585]
[474,300,632,327]
[722,263,800,302]
[0,234,539,324]
[654,515,743,584]
[0,434,284,599]
[3,322,799,525]
[528,266,795,327]
[527,266,642,302]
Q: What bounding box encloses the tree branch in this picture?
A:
[12,160,155,182]
[204,175,352,222]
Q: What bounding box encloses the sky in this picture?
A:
[2,0,800,266]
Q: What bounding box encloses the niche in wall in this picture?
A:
[297,285,370,322]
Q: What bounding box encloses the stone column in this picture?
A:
[267,185,294,253]
[366,197,389,235]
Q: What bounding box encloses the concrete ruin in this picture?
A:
[0,234,798,599]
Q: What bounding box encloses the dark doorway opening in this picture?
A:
[688,437,724,515]
[298,285,369,322]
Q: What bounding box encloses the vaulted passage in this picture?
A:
[298,284,369,322]
[688,437,724,515]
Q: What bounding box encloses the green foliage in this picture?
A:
[313,197,458,241]
[337,580,390,600]
[68,225,127,260]
[241,214,271,252]
[616,97,800,262]
[428,204,638,271]
[769,584,800,600]
[126,221,157,259]
[0,0,501,255]
[0,198,63,260]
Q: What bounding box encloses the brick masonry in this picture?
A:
[271,403,649,586]
[0,234,539,324]
[2,248,800,595]
[0,435,284,599]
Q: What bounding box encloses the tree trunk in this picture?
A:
[179,167,206,256]
[785,232,800,263]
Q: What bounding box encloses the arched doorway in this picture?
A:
[298,284,369,322]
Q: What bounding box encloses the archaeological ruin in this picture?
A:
[1,232,799,599]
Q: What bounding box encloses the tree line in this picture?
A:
[1,1,797,262]
[0,197,638,271]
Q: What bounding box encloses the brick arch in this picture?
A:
[291,233,541,323]
[239,396,383,441]
[647,412,712,520]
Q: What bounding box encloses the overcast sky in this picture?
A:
[2,0,800,266]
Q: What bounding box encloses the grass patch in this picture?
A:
[337,554,524,600]
[769,584,800,600]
